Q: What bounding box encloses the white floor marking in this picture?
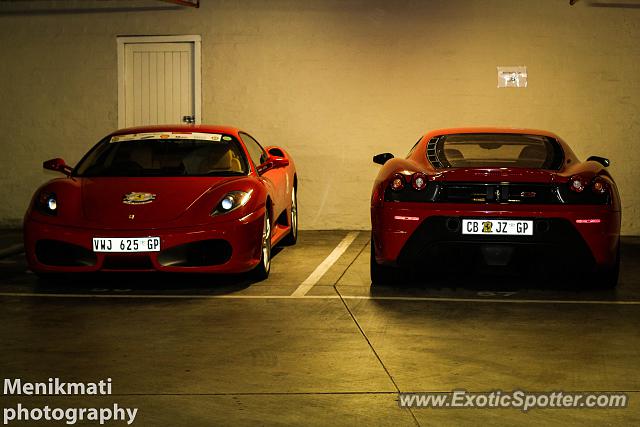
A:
[342,296,640,305]
[290,231,360,297]
[1,292,639,305]
[0,244,24,257]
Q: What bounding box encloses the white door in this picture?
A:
[118,35,201,128]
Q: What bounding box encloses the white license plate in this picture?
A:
[92,237,161,253]
[462,219,533,236]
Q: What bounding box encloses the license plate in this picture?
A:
[92,237,161,253]
[462,219,533,236]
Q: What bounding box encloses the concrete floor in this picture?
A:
[1,231,639,426]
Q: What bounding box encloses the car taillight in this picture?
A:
[390,174,405,191]
[411,173,427,191]
[568,175,611,195]
[592,177,609,195]
[568,175,589,193]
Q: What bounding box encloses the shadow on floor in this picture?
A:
[33,272,256,295]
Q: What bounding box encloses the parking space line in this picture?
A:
[343,295,640,305]
[1,292,640,305]
[290,231,359,296]
[0,243,24,258]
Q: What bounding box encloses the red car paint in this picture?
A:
[371,128,621,284]
[24,125,297,276]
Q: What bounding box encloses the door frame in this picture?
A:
[117,35,202,128]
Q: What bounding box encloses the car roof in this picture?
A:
[110,124,242,137]
[423,127,562,140]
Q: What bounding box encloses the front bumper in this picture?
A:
[24,208,265,273]
[372,202,620,270]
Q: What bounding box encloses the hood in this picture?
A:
[81,177,235,228]
[434,167,557,183]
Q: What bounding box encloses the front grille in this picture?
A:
[35,240,97,267]
[157,239,232,267]
[102,255,154,270]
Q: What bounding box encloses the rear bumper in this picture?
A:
[371,202,620,270]
[23,208,265,274]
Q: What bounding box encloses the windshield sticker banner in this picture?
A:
[110,132,223,143]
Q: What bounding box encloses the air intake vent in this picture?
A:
[35,240,97,267]
[437,183,560,204]
[426,137,444,168]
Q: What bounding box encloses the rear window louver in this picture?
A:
[426,137,443,168]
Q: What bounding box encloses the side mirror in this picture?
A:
[270,156,290,169]
[587,156,610,167]
[267,147,286,158]
[43,158,72,176]
[373,153,394,165]
[256,156,289,174]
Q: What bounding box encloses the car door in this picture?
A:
[239,132,285,218]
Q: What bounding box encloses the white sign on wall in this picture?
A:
[497,66,528,88]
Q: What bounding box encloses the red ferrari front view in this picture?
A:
[24,125,298,280]
[371,128,621,287]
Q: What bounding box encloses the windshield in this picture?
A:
[74,132,248,177]
[432,133,563,169]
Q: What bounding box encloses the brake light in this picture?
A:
[390,174,405,191]
[576,219,601,224]
[411,173,428,191]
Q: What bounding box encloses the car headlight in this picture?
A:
[35,191,58,216]
[211,190,252,216]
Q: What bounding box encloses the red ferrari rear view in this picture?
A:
[370,128,621,287]
[24,125,298,280]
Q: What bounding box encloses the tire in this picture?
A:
[370,235,397,286]
[250,209,271,281]
[598,264,620,289]
[597,241,620,289]
[281,187,298,246]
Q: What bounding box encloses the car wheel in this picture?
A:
[250,209,271,281]
[370,235,397,286]
[282,187,298,246]
[599,264,620,289]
